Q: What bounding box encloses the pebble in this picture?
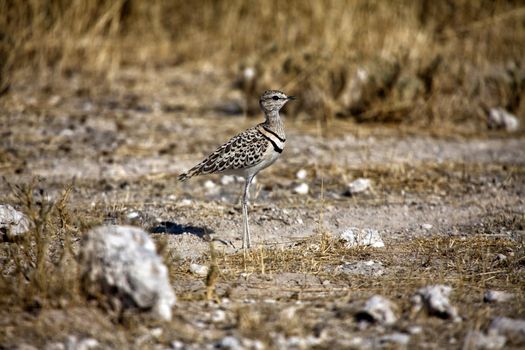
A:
[340,227,385,248]
[204,180,216,189]
[216,336,242,350]
[211,309,227,323]
[347,178,371,194]
[355,295,398,325]
[293,183,309,195]
[378,333,410,346]
[484,290,514,303]
[421,223,433,230]
[296,169,307,180]
[411,285,461,322]
[488,108,519,132]
[189,263,209,276]
[221,175,236,185]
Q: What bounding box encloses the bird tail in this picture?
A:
[178,165,201,181]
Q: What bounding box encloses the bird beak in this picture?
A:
[287,96,296,100]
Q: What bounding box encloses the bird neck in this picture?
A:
[263,110,286,140]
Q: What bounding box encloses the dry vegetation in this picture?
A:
[1,1,525,349]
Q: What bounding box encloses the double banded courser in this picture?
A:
[179,90,295,251]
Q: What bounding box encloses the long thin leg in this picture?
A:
[242,175,254,251]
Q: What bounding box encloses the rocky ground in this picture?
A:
[0,66,524,349]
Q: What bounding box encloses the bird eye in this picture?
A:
[272,96,279,100]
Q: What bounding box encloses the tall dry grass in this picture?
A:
[1,0,524,131]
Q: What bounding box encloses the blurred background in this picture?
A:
[1,0,524,135]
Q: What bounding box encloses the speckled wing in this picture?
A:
[178,127,269,181]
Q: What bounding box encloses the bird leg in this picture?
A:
[242,175,254,251]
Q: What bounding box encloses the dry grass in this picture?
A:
[1,1,525,133]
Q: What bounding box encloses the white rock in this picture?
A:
[243,67,256,81]
[79,225,176,321]
[421,223,433,230]
[189,263,209,276]
[408,325,423,335]
[411,285,460,322]
[221,175,236,185]
[211,309,227,323]
[489,317,525,343]
[296,169,307,180]
[356,295,397,325]
[217,336,242,350]
[127,211,140,219]
[0,204,30,239]
[464,330,506,350]
[170,340,184,349]
[204,180,216,189]
[488,108,519,132]
[347,178,371,194]
[180,198,193,206]
[378,333,410,346]
[293,183,309,195]
[483,290,514,303]
[340,227,385,248]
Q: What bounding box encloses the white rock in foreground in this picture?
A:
[356,295,398,325]
[340,227,385,248]
[347,178,371,195]
[0,204,30,240]
[411,285,460,322]
[79,225,176,321]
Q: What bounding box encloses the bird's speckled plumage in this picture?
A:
[178,126,270,180]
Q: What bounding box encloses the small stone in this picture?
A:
[378,333,410,346]
[0,204,30,240]
[204,180,216,189]
[489,317,525,343]
[464,330,506,350]
[356,295,398,325]
[408,325,423,335]
[493,254,507,263]
[293,183,309,195]
[340,227,384,248]
[347,178,371,195]
[189,263,209,277]
[216,336,242,350]
[221,175,236,185]
[180,199,193,206]
[211,309,227,323]
[243,67,256,81]
[484,290,514,303]
[170,340,184,349]
[127,211,140,219]
[150,327,163,338]
[421,223,433,230]
[411,285,460,322]
[296,169,307,180]
[488,108,519,132]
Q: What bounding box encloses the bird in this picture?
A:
[178,90,295,251]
